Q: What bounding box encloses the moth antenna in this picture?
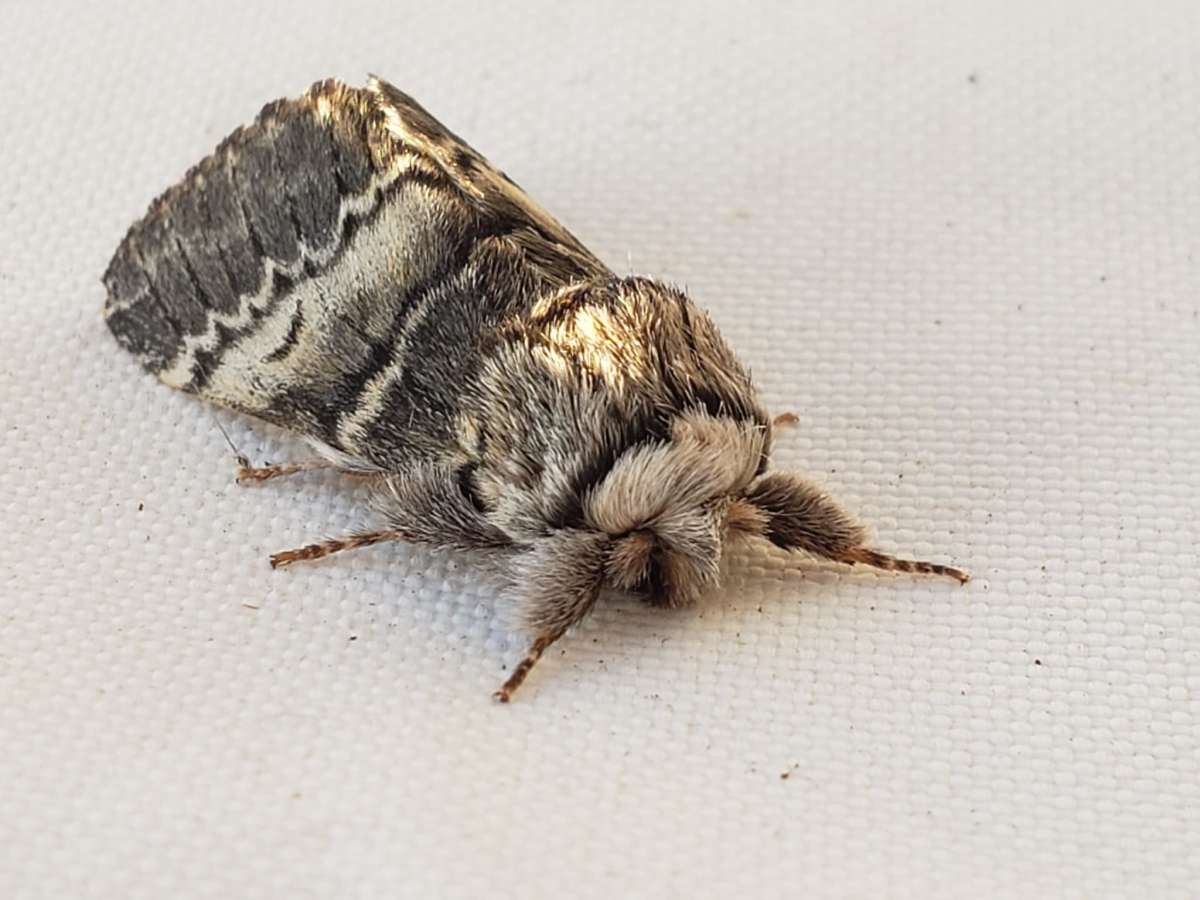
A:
[210,412,250,469]
[838,547,970,584]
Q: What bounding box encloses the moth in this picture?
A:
[104,76,968,701]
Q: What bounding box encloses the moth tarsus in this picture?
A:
[493,632,561,703]
[235,459,363,484]
[837,547,970,585]
[237,460,385,486]
[236,461,315,484]
[104,75,968,701]
[268,529,403,569]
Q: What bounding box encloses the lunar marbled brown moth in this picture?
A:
[104,76,968,700]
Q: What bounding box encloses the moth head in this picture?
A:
[511,410,873,633]
[583,410,769,607]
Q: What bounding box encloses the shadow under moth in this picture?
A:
[103,76,968,701]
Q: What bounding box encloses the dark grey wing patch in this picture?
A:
[268,103,342,253]
[230,122,302,268]
[104,81,378,383]
[103,77,609,472]
[103,244,180,370]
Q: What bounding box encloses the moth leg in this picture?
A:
[237,460,335,484]
[836,547,970,584]
[269,529,404,569]
[236,460,381,485]
[741,472,969,584]
[493,630,566,703]
[772,412,800,427]
[493,532,607,702]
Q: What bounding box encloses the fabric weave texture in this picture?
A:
[1,2,1197,897]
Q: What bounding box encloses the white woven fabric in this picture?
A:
[2,1,1197,897]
